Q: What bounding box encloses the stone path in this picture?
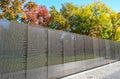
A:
[62,61,120,79]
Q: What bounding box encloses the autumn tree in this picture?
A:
[0,0,26,22]
[24,1,50,27]
[0,0,119,41]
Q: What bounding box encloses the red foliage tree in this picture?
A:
[24,1,50,27]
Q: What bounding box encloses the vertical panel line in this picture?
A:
[25,24,28,79]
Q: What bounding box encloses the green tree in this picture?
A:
[71,1,112,38]
[109,12,120,40]
[49,6,66,30]
[49,1,113,39]
[115,27,120,41]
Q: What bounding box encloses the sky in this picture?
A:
[28,0,120,12]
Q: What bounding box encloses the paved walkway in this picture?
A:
[62,61,120,79]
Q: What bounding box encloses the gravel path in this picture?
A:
[62,61,120,79]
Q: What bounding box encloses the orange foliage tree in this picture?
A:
[0,0,26,21]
